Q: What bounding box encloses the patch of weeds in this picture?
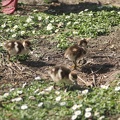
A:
[0,81,120,120]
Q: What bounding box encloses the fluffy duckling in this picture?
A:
[3,40,32,61]
[48,66,77,89]
[64,39,88,69]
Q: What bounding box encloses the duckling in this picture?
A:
[64,39,88,69]
[48,66,77,89]
[3,40,32,61]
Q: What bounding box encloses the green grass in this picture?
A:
[0,80,120,120]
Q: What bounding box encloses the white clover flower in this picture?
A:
[85,107,92,112]
[3,92,9,98]
[60,102,66,106]
[13,25,18,29]
[35,76,41,80]
[56,96,61,102]
[98,116,105,120]
[82,89,89,95]
[55,91,60,95]
[17,90,23,94]
[20,31,25,35]
[79,11,83,14]
[11,97,22,102]
[45,86,53,92]
[100,85,109,89]
[71,114,77,120]
[10,29,15,32]
[115,86,120,91]
[21,104,28,110]
[47,23,53,31]
[38,102,43,107]
[1,23,6,28]
[118,11,120,14]
[74,110,81,116]
[12,34,17,38]
[72,104,82,110]
[85,111,91,118]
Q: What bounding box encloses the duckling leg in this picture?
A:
[73,61,77,70]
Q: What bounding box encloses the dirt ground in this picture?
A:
[0,3,120,94]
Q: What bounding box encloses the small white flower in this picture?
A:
[17,90,23,94]
[10,88,15,92]
[29,96,35,100]
[72,104,82,110]
[74,110,81,116]
[56,96,61,102]
[1,23,6,28]
[21,31,25,35]
[38,91,45,95]
[71,114,77,120]
[32,30,35,34]
[11,97,22,102]
[100,85,109,89]
[85,107,92,112]
[98,116,105,120]
[55,91,60,95]
[65,16,70,19]
[33,9,38,12]
[3,93,9,98]
[23,24,28,27]
[94,111,100,117]
[35,76,41,80]
[74,22,79,25]
[6,29,10,32]
[12,34,17,38]
[45,86,53,92]
[26,17,32,23]
[34,89,39,93]
[66,21,71,26]
[115,86,120,91]
[60,102,66,106]
[22,82,27,88]
[38,102,43,107]
[13,25,18,29]
[55,29,59,33]
[57,22,63,27]
[85,111,91,118]
[82,89,89,95]
[73,31,78,35]
[47,23,53,31]
[118,11,120,14]
[84,9,88,11]
[21,104,28,110]
[89,13,93,16]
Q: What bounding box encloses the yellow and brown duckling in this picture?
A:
[64,39,88,69]
[48,66,78,89]
[3,40,32,61]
